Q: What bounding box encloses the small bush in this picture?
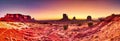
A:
[42,22,48,24]
[77,23,82,26]
[63,25,68,30]
[88,22,93,27]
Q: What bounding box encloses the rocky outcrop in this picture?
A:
[0,13,35,22]
[87,15,92,21]
[104,14,120,22]
[60,13,70,21]
[72,16,76,20]
[86,14,120,41]
[75,14,120,41]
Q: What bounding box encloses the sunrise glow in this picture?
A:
[0,0,120,20]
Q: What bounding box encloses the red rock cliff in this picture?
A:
[0,13,35,22]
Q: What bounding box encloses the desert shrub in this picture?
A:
[71,22,74,24]
[42,22,48,24]
[88,22,93,27]
[63,25,68,30]
[77,23,82,26]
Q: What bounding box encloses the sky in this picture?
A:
[0,0,120,20]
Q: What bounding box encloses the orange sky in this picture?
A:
[0,0,120,20]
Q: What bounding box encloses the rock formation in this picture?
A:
[0,13,35,22]
[72,16,76,20]
[103,14,120,22]
[87,15,92,21]
[60,13,70,21]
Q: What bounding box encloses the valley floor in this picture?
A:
[0,21,120,41]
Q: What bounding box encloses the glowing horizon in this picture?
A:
[0,0,120,20]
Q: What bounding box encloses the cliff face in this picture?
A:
[0,14,35,22]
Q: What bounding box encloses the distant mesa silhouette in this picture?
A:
[72,16,76,20]
[60,13,70,21]
[0,13,35,22]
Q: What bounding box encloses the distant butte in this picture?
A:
[87,15,92,21]
[72,16,76,20]
[60,13,70,21]
[0,13,35,22]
